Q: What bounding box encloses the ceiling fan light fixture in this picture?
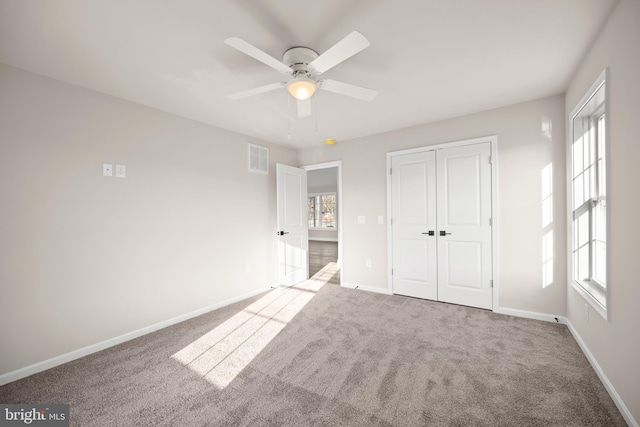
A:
[287,76,317,100]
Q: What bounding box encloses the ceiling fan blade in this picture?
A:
[227,82,285,100]
[297,98,311,118]
[225,37,292,74]
[309,31,370,74]
[318,79,378,101]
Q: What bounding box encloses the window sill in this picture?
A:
[309,227,338,231]
[570,279,608,321]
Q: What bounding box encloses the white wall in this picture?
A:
[298,94,567,316]
[0,64,297,375]
[565,0,640,422]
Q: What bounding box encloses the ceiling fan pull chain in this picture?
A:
[315,91,318,133]
[287,92,292,140]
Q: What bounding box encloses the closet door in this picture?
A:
[436,143,493,310]
[391,151,438,300]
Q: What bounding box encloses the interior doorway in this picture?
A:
[309,241,338,278]
[303,161,342,285]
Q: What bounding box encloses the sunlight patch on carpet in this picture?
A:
[172,262,339,389]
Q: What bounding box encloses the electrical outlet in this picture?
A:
[115,164,126,178]
[584,303,589,321]
[102,163,113,177]
[366,259,372,268]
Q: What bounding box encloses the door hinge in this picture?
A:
[489,156,492,165]
[392,268,394,275]
[489,218,492,226]
[389,168,393,175]
[390,218,393,225]
[490,280,494,288]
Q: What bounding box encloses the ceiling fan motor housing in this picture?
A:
[283,47,319,76]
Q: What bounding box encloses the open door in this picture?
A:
[276,164,308,286]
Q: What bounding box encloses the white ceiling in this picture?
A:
[0,0,617,149]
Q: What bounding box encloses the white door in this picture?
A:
[390,142,493,310]
[436,143,493,310]
[276,164,308,286]
[391,152,438,299]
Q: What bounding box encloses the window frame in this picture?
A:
[567,68,610,320]
[308,192,338,230]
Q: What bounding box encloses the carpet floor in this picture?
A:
[0,265,626,426]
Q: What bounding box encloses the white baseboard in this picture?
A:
[494,306,563,324]
[342,282,393,295]
[564,318,638,427]
[3,288,635,427]
[494,307,636,426]
[0,286,272,386]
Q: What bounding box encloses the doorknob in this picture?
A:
[422,231,435,236]
[277,231,290,236]
[439,230,452,236]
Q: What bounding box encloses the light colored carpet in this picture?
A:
[0,266,626,426]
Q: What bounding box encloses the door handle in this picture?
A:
[439,230,452,236]
[422,231,435,236]
[277,231,290,236]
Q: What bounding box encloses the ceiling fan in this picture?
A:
[224,31,378,117]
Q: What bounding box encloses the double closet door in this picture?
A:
[390,142,493,310]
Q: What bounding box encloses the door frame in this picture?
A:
[302,160,343,286]
[386,135,499,311]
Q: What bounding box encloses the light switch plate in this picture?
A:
[103,163,113,177]
[357,216,365,224]
[115,164,126,178]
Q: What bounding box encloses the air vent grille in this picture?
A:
[248,143,269,174]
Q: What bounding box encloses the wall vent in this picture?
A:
[248,143,269,174]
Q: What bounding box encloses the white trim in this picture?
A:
[569,279,607,319]
[308,237,339,242]
[565,318,638,427]
[387,135,497,157]
[308,192,336,196]
[342,282,393,295]
[490,139,499,311]
[302,161,343,283]
[386,135,499,310]
[386,154,394,294]
[496,308,637,426]
[494,306,562,324]
[303,161,342,171]
[0,286,272,386]
[567,67,610,321]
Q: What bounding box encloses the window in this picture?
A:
[568,68,608,319]
[308,193,337,229]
